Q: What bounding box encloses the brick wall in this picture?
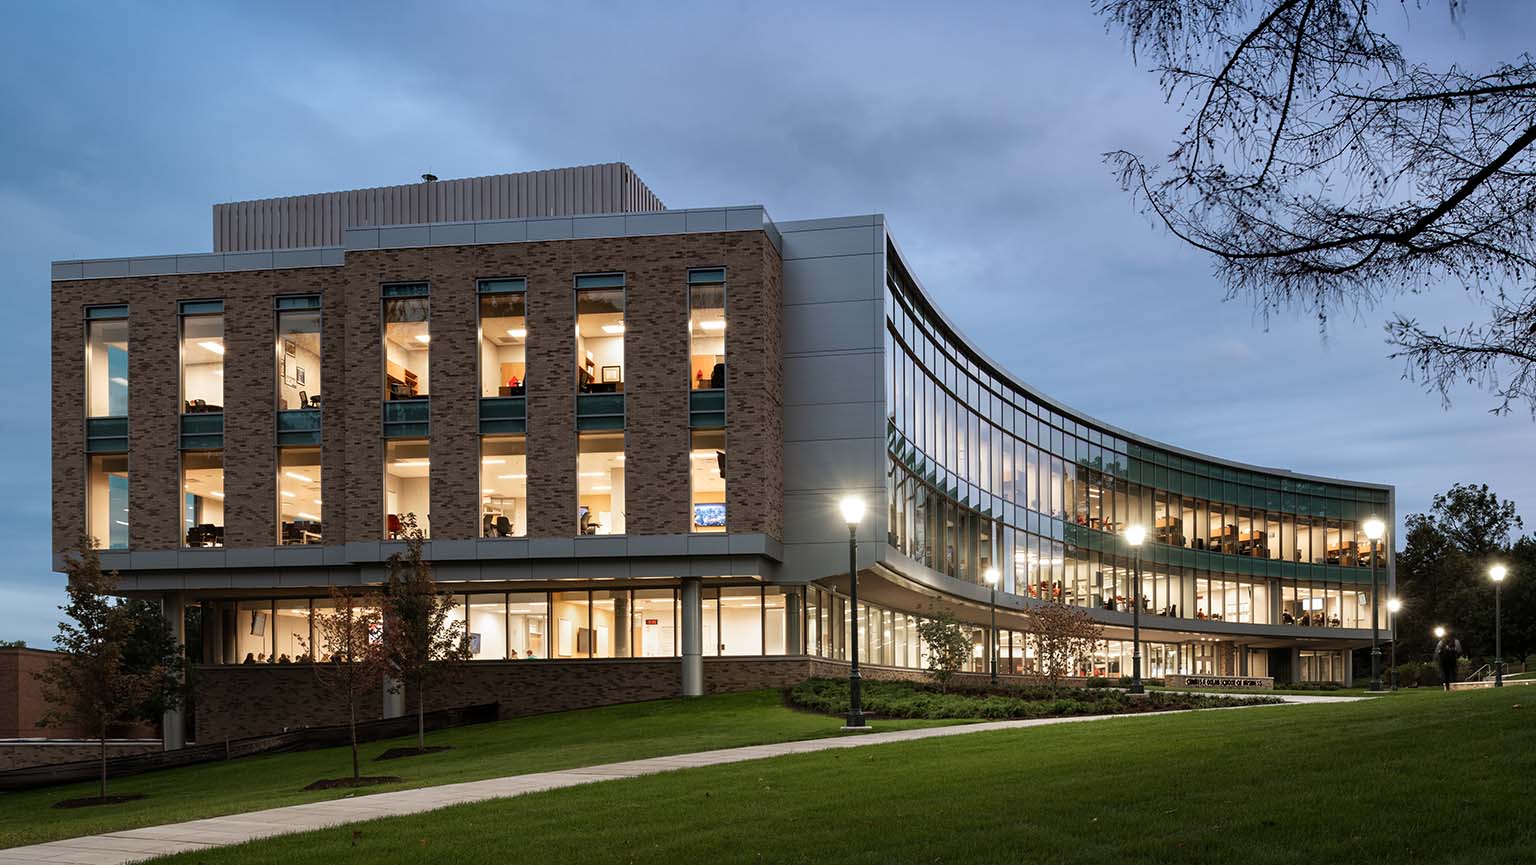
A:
[0,741,161,772]
[1,647,157,739]
[52,230,784,554]
[192,663,383,743]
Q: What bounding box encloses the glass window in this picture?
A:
[385,440,430,538]
[764,587,790,655]
[631,589,676,658]
[273,600,310,664]
[236,600,273,664]
[182,451,224,548]
[466,594,508,660]
[310,596,381,663]
[181,309,224,413]
[276,306,321,411]
[690,429,726,533]
[481,436,527,538]
[702,588,720,656]
[508,592,547,659]
[576,278,624,393]
[577,432,624,535]
[719,586,763,656]
[86,314,128,417]
[383,289,429,400]
[591,590,624,658]
[87,453,129,550]
[479,282,527,397]
[551,591,590,658]
[688,269,725,390]
[278,447,322,545]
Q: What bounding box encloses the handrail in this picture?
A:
[1469,663,1491,682]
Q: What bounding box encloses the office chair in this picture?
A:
[495,515,512,537]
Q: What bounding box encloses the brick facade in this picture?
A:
[51,231,784,553]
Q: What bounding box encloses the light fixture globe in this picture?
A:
[1387,598,1402,614]
[1363,517,1386,542]
[1490,564,1508,582]
[1434,626,1446,639]
[1124,524,1147,547]
[839,496,865,527]
[984,567,1000,586]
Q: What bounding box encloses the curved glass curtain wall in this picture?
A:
[883,265,1391,630]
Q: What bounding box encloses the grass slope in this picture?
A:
[0,690,955,849]
[150,687,1535,865]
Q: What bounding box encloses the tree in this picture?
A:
[914,610,972,692]
[304,587,386,783]
[1029,601,1105,687]
[1096,0,1536,415]
[1395,483,1531,664]
[0,639,25,648]
[378,518,469,752]
[33,538,182,801]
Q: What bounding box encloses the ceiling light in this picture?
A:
[592,485,612,492]
[415,334,430,344]
[482,458,506,465]
[700,319,726,331]
[601,323,625,334]
[579,471,606,478]
[281,491,296,498]
[296,512,319,521]
[283,471,313,483]
[197,340,225,355]
[208,491,225,499]
[507,328,527,338]
[497,474,527,480]
[392,459,430,468]
[313,499,323,506]
[482,489,495,494]
[110,376,128,386]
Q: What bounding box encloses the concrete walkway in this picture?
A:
[1,694,1361,865]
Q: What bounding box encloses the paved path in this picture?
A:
[1,694,1361,865]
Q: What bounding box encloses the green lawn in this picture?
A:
[149,687,1535,865]
[0,690,958,849]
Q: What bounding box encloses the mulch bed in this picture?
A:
[52,794,149,809]
[375,746,453,761]
[302,776,402,791]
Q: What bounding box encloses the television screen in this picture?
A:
[693,503,726,528]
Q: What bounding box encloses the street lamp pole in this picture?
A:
[1124,525,1147,695]
[984,568,1000,685]
[1364,518,1386,692]
[1387,598,1402,691]
[1490,564,1508,688]
[840,497,868,729]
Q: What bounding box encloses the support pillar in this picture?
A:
[161,593,186,751]
[383,675,405,719]
[681,577,703,696]
[785,587,802,654]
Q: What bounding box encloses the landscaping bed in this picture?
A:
[786,677,1282,720]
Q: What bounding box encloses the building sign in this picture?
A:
[645,619,659,625]
[1166,674,1274,690]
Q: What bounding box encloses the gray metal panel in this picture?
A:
[783,300,882,354]
[474,220,527,244]
[781,225,881,260]
[526,218,573,241]
[128,256,177,276]
[686,209,727,232]
[273,249,326,269]
[428,223,476,246]
[782,254,881,306]
[223,251,274,272]
[571,214,626,238]
[176,254,224,274]
[51,261,83,280]
[82,259,131,278]
[378,226,430,248]
[725,207,765,231]
[625,212,687,235]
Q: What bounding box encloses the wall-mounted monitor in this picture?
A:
[693,503,726,528]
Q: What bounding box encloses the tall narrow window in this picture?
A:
[481,436,527,537]
[385,440,430,538]
[276,297,321,411]
[180,301,224,414]
[688,268,725,390]
[383,284,429,400]
[690,429,726,533]
[478,279,527,397]
[87,454,129,550]
[85,307,128,417]
[577,432,624,535]
[181,451,224,548]
[575,274,624,393]
[277,447,322,545]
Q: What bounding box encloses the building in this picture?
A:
[49,164,1394,746]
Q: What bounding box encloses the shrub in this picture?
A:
[1085,676,1112,688]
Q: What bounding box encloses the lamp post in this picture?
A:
[1386,598,1402,691]
[984,567,1000,685]
[839,496,868,729]
[1363,517,1386,692]
[1124,524,1147,695]
[1490,564,1508,688]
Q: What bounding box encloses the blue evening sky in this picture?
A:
[2,1,1530,645]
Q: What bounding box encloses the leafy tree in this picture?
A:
[1097,0,1536,415]
[1030,601,1104,687]
[33,538,182,801]
[0,639,25,648]
[914,610,972,693]
[303,587,386,783]
[378,518,470,752]
[1395,484,1531,664]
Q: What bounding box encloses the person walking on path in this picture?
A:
[1434,632,1463,691]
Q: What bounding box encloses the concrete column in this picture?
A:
[383,675,406,718]
[1341,651,1354,687]
[614,593,631,658]
[785,587,802,654]
[681,577,703,696]
[161,593,186,751]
